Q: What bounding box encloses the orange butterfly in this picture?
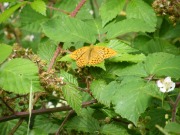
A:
[70,45,117,67]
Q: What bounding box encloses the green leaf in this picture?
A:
[134,36,180,54]
[111,53,146,63]
[33,115,59,134]
[114,63,148,77]
[60,70,78,85]
[144,53,180,78]
[42,15,97,43]
[0,43,12,64]
[62,84,82,114]
[0,119,27,135]
[0,58,43,94]
[164,122,180,134]
[112,80,152,125]
[65,116,100,133]
[100,124,129,135]
[20,5,48,32]
[90,80,110,106]
[126,0,157,27]
[144,109,167,135]
[99,0,125,26]
[37,40,57,65]
[108,40,138,54]
[91,80,122,107]
[30,0,46,16]
[61,71,82,114]
[106,18,155,39]
[0,2,27,23]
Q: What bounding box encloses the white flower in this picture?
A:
[157,77,175,93]
[46,102,55,108]
[24,35,34,42]
[56,103,62,107]
[52,91,58,97]
[89,10,94,15]
[59,77,64,84]
[3,2,9,8]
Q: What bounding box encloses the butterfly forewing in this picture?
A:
[70,47,89,60]
[76,51,89,67]
[96,47,117,59]
[88,48,104,65]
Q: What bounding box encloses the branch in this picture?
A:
[0,97,15,113]
[47,43,63,72]
[171,92,180,122]
[56,110,75,135]
[70,0,87,17]
[47,6,70,15]
[8,118,24,135]
[0,99,97,123]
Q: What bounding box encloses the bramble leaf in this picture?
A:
[106,18,155,39]
[66,116,100,133]
[100,124,129,135]
[0,44,12,64]
[42,15,97,43]
[99,0,125,26]
[61,71,82,114]
[126,0,157,27]
[0,2,27,23]
[30,0,46,16]
[144,53,180,78]
[0,58,43,94]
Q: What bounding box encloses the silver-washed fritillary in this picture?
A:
[70,45,117,67]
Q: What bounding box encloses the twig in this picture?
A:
[0,99,97,123]
[56,110,75,135]
[47,43,63,72]
[171,92,180,122]
[0,97,15,113]
[8,118,24,135]
[47,6,70,15]
[70,0,87,17]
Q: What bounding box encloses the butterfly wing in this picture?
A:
[88,47,104,65]
[76,51,89,67]
[70,46,90,67]
[70,47,89,60]
[96,46,117,59]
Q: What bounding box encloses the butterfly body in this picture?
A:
[70,45,117,67]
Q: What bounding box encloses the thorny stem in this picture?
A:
[0,99,97,123]
[47,0,87,71]
[8,118,24,135]
[47,6,70,15]
[70,0,87,17]
[171,92,180,122]
[0,97,15,113]
[47,43,63,72]
[56,110,75,135]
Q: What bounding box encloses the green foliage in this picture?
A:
[0,43,12,64]
[0,2,27,23]
[164,122,180,134]
[99,0,125,26]
[0,0,180,134]
[126,0,157,27]
[0,119,27,135]
[61,71,82,114]
[0,58,43,94]
[42,15,97,43]
[30,0,46,16]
